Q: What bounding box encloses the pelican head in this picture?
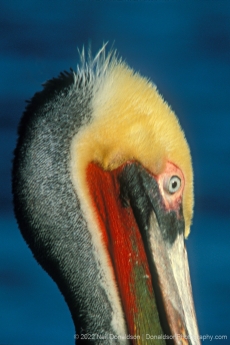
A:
[13,46,200,344]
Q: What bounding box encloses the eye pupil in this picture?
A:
[172,181,177,189]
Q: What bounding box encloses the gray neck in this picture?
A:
[12,72,120,342]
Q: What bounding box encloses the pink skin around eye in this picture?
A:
[155,161,185,213]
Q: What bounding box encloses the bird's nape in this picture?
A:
[12,45,199,344]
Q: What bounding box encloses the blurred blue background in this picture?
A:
[1,1,230,344]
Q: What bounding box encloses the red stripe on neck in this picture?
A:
[86,162,156,341]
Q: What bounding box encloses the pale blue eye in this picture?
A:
[168,176,181,194]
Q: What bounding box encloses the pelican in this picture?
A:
[12,46,200,344]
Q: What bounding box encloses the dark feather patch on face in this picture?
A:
[119,162,184,246]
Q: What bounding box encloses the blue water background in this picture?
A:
[1,1,230,344]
